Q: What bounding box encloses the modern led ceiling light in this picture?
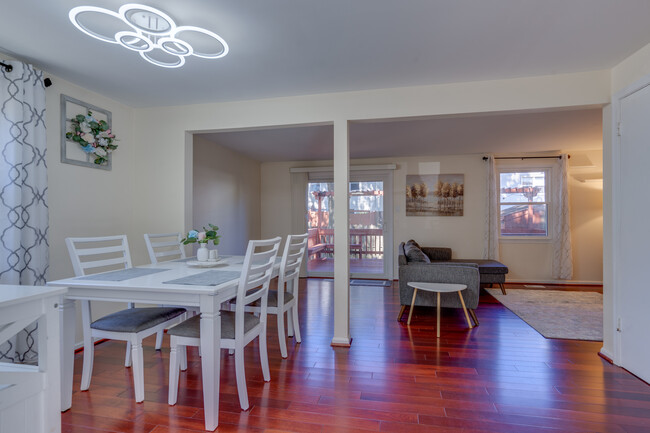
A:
[69,4,229,68]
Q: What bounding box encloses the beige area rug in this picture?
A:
[486,289,603,341]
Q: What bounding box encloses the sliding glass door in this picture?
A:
[306,171,393,280]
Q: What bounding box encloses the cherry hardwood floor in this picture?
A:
[62,279,650,433]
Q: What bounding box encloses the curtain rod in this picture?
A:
[482,155,569,161]
[0,61,53,87]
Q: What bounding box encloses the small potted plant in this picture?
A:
[181,224,220,262]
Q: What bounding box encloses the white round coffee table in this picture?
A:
[406,282,473,337]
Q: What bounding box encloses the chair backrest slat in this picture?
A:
[150,240,181,249]
[277,233,309,300]
[144,232,186,264]
[79,257,128,270]
[234,237,282,329]
[73,245,127,257]
[66,235,132,277]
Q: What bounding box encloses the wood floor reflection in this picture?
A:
[62,279,650,433]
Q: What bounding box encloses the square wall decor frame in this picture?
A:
[60,94,112,170]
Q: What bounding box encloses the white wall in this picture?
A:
[602,40,650,362]
[569,166,603,283]
[43,73,137,343]
[611,42,650,97]
[131,70,610,260]
[192,136,261,255]
[261,150,603,283]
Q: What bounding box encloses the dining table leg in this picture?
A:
[200,296,222,431]
[60,298,76,411]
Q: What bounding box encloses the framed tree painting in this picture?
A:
[406,174,464,216]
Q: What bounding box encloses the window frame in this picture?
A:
[497,166,553,241]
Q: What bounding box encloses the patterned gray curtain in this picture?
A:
[0,60,49,363]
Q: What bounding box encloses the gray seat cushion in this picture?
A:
[445,259,509,274]
[167,311,260,339]
[252,290,294,307]
[91,307,186,333]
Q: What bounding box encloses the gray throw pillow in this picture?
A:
[404,243,430,263]
[406,239,421,249]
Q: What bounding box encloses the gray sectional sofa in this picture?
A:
[397,240,509,325]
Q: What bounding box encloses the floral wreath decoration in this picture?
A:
[66,110,118,165]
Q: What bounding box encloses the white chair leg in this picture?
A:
[286,282,295,337]
[80,335,94,391]
[124,341,132,367]
[291,302,302,343]
[277,309,288,358]
[286,307,294,338]
[180,345,188,371]
[234,344,249,411]
[168,339,180,405]
[80,301,94,391]
[155,330,164,350]
[130,336,145,403]
[259,327,271,382]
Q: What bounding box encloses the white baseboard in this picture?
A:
[599,346,616,364]
[331,336,352,346]
[505,279,603,285]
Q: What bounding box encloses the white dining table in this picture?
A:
[47,255,279,431]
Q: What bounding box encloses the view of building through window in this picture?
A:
[499,171,548,236]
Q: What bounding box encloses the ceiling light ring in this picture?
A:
[172,25,229,59]
[139,51,185,69]
[69,4,229,68]
[69,6,123,44]
[119,3,176,36]
[115,31,154,52]
[158,37,194,57]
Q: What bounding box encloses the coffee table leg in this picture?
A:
[407,288,418,325]
[436,292,441,338]
[457,291,473,329]
[397,305,406,322]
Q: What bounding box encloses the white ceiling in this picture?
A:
[197,107,603,162]
[2,1,650,107]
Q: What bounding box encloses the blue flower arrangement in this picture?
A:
[181,224,220,245]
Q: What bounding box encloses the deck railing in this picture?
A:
[313,228,384,259]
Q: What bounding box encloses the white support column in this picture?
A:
[331,119,351,347]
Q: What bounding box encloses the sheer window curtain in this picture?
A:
[552,154,573,280]
[483,155,500,260]
[0,60,49,363]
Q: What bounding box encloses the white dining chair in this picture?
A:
[245,233,308,358]
[65,235,187,403]
[167,236,282,411]
[144,232,186,264]
[144,232,192,350]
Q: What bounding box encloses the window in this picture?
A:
[499,170,549,237]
